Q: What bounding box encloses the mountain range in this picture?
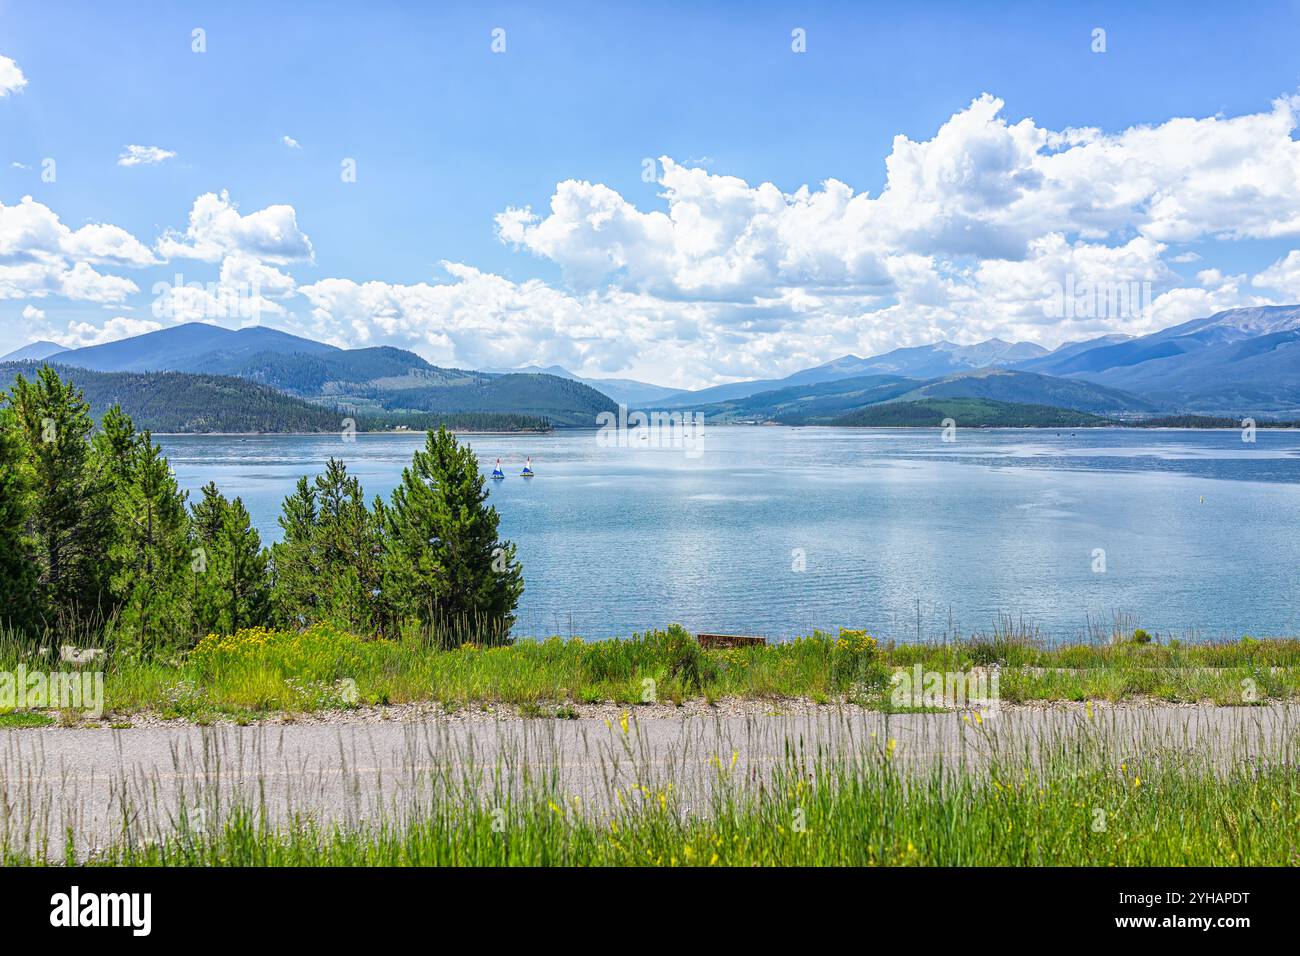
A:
[645,338,1054,408]
[3,305,1299,430]
[1017,305,1300,416]
[2,324,616,428]
[635,305,1300,420]
[682,368,1158,424]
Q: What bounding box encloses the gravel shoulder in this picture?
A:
[41,692,1241,730]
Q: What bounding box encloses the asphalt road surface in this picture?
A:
[2,702,1296,858]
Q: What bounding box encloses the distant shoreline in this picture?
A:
[148,423,1300,437]
[152,429,557,437]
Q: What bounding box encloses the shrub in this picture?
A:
[830,628,887,695]
[836,629,878,654]
[188,624,386,682]
[655,624,717,691]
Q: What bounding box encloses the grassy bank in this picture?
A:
[4,624,1299,723]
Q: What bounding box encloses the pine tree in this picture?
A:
[269,476,320,627]
[190,482,269,636]
[93,404,137,490]
[92,403,139,620]
[109,432,193,658]
[382,428,523,644]
[220,495,270,631]
[313,458,384,632]
[7,366,112,631]
[268,460,383,632]
[190,481,226,546]
[0,405,37,634]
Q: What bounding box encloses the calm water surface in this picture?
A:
[157,427,1300,642]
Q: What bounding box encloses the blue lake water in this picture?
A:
[157,427,1300,643]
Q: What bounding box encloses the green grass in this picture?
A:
[3,623,1299,722]
[0,711,55,728]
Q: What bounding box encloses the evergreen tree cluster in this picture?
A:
[0,367,524,656]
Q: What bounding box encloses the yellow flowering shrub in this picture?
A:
[189,624,391,680]
[837,629,878,654]
[828,628,885,694]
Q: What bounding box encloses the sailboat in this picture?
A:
[521,456,534,478]
[491,458,505,480]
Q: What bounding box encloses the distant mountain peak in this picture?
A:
[0,340,68,362]
[49,323,340,374]
[1201,305,1300,335]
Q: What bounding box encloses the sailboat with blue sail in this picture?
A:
[521,456,534,477]
[491,458,505,480]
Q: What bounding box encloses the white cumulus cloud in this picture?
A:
[11,91,1300,387]
[484,92,1300,381]
[0,55,26,97]
[1252,250,1300,299]
[0,196,149,304]
[117,144,177,167]
[157,191,314,265]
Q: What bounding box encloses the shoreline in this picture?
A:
[152,423,1300,436]
[152,428,560,437]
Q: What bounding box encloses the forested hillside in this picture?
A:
[0,364,551,433]
[39,322,617,428]
[333,371,618,425]
[830,398,1112,427]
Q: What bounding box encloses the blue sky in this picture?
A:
[4,0,1300,386]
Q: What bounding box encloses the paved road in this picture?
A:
[2,703,1296,857]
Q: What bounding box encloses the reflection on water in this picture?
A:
[158,427,1300,642]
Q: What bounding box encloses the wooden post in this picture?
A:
[695,633,766,649]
